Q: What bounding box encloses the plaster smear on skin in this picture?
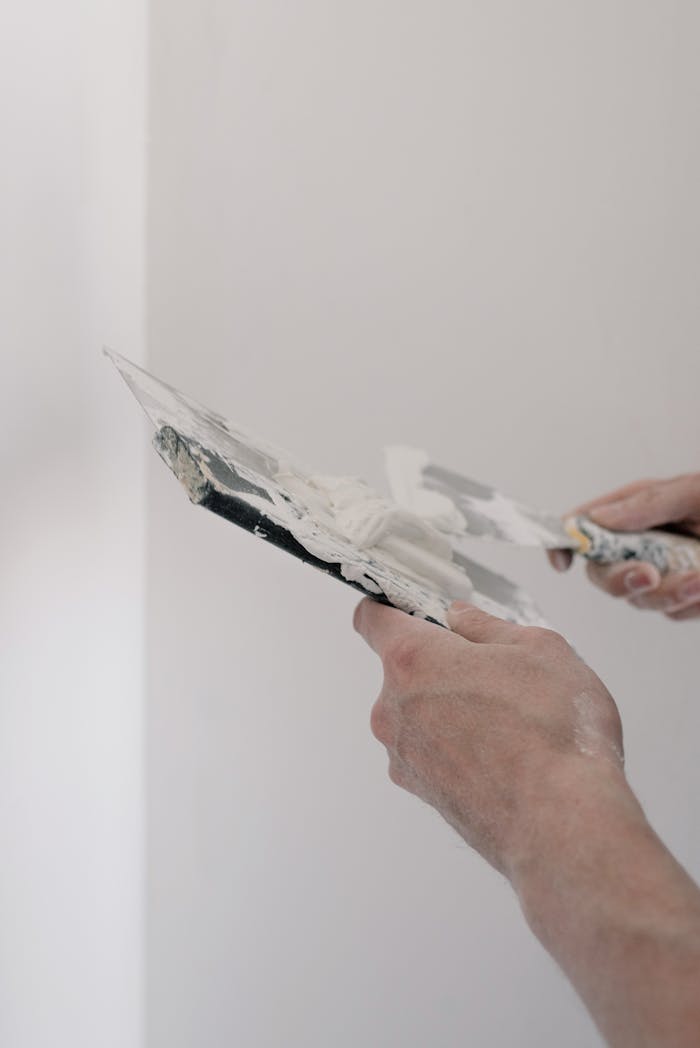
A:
[572,692,624,767]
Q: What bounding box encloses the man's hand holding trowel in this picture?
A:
[355,471,700,1048]
[549,473,700,620]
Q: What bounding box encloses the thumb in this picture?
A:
[588,476,700,532]
[447,601,523,644]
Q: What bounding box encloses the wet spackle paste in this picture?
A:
[385,445,562,546]
[272,469,475,606]
[384,446,467,531]
[106,350,547,626]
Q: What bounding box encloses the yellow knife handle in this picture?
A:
[564,516,700,574]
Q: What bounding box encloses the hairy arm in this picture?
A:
[515,763,700,1047]
[354,599,700,1046]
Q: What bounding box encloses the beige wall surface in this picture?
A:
[147,4,700,1046]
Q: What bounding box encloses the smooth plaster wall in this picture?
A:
[0,3,146,1046]
[147,4,700,1045]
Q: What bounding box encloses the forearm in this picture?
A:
[511,762,700,1047]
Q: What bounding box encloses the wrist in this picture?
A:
[507,755,642,905]
[509,754,700,968]
[506,757,700,1047]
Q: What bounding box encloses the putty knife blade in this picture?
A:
[106,351,549,627]
[386,447,575,549]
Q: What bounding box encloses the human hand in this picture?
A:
[354,598,627,879]
[548,474,700,620]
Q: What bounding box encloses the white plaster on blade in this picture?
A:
[385,446,468,533]
[271,470,475,607]
[386,444,568,548]
[109,352,546,626]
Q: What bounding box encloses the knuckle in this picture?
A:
[369,699,393,745]
[384,636,423,680]
[521,625,567,651]
[387,759,409,788]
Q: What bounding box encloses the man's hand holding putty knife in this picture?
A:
[355,467,700,1047]
[385,446,700,581]
[547,472,700,620]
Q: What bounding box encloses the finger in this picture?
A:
[570,478,658,517]
[665,602,700,622]
[586,476,700,532]
[552,481,658,562]
[353,597,438,658]
[585,561,661,598]
[547,549,573,572]
[627,571,700,613]
[447,601,523,644]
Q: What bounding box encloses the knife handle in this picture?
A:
[565,516,700,574]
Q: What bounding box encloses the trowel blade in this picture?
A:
[106,351,549,627]
[385,447,576,550]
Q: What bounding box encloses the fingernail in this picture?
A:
[624,569,655,593]
[678,578,700,602]
[551,550,570,572]
[449,601,471,613]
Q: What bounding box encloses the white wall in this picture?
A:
[0,3,146,1046]
[140,3,699,1046]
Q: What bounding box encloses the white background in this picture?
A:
[1,2,146,1046]
[3,3,700,1047]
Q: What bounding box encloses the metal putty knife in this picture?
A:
[386,447,700,575]
[106,351,548,628]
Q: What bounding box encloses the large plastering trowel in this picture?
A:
[386,447,700,575]
[106,350,547,628]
